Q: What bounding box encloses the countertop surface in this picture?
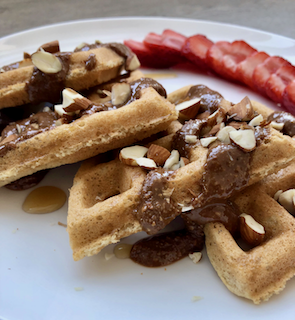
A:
[0,0,293,39]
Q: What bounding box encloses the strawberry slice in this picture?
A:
[124,39,174,68]
[143,32,185,66]
[265,65,295,103]
[221,41,257,80]
[181,34,214,68]
[236,51,269,88]
[252,56,291,95]
[161,29,187,51]
[206,41,232,77]
[283,80,295,115]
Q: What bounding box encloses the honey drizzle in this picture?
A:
[113,243,132,259]
[143,72,178,80]
[22,186,67,214]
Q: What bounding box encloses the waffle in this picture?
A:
[205,162,295,304]
[67,86,295,261]
[0,72,177,187]
[0,43,134,109]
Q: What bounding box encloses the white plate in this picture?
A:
[1,17,295,320]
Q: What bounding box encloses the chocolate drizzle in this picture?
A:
[0,111,57,157]
[85,53,97,71]
[26,52,71,104]
[199,144,251,203]
[130,228,204,267]
[267,111,295,137]
[134,168,181,235]
[81,77,166,116]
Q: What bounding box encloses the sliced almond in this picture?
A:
[23,52,31,59]
[239,213,265,246]
[278,189,295,214]
[189,252,202,264]
[248,114,264,127]
[18,58,33,69]
[207,108,227,126]
[270,121,284,131]
[204,122,225,137]
[55,88,90,116]
[179,204,194,212]
[111,83,131,106]
[0,134,18,145]
[200,136,218,147]
[163,150,180,170]
[273,189,283,201]
[229,129,256,152]
[119,145,148,166]
[185,135,198,144]
[31,51,62,74]
[126,54,141,71]
[147,144,171,166]
[216,126,237,144]
[64,97,92,112]
[176,97,201,120]
[180,157,189,166]
[135,157,157,170]
[227,96,254,121]
[38,40,60,54]
[196,111,210,120]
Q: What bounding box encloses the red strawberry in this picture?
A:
[236,51,269,88]
[283,80,295,115]
[124,39,174,68]
[265,65,295,103]
[161,29,187,51]
[206,41,232,76]
[181,34,214,68]
[143,32,185,66]
[221,41,257,80]
[252,56,291,95]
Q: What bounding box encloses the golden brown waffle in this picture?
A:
[0,72,177,187]
[205,162,295,304]
[67,87,295,261]
[0,46,125,109]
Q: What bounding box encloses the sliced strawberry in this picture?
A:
[265,65,295,103]
[206,41,232,76]
[124,39,174,68]
[143,32,185,66]
[181,34,214,68]
[252,56,291,95]
[283,80,295,115]
[221,41,257,80]
[236,51,269,88]
[161,29,187,51]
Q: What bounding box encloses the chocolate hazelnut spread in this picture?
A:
[267,111,295,137]
[134,168,181,235]
[5,170,49,191]
[199,144,251,202]
[182,85,224,114]
[130,228,204,267]
[2,61,21,72]
[0,111,57,157]
[26,52,71,104]
[75,42,134,69]
[172,119,204,157]
[185,199,241,235]
[81,78,166,116]
[85,53,97,71]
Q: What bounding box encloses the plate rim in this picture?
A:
[0,16,294,43]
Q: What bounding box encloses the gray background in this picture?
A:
[0,0,293,39]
